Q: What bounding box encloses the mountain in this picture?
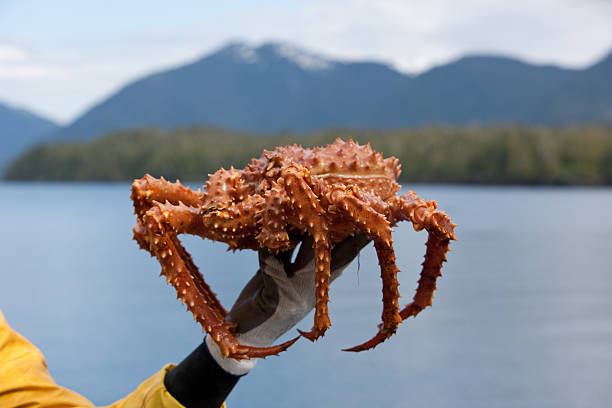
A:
[393,56,575,126]
[0,102,59,169]
[51,42,612,140]
[534,52,612,123]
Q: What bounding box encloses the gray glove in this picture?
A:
[205,232,370,374]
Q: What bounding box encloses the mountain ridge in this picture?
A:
[0,102,59,169]
[36,41,612,140]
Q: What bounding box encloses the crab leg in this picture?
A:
[324,185,403,352]
[280,164,332,342]
[142,207,234,350]
[254,182,292,252]
[389,192,455,320]
[132,175,229,314]
[132,175,205,255]
[154,196,265,250]
[135,201,228,315]
[400,233,450,320]
[132,174,203,217]
[140,202,299,359]
[390,191,456,240]
[343,240,404,352]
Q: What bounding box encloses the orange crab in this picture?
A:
[131,139,456,359]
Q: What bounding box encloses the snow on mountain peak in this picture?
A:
[236,44,258,63]
[219,41,335,70]
[273,43,334,71]
[223,43,259,64]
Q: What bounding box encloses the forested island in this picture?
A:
[5,126,612,185]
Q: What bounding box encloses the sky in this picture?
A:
[1,0,611,124]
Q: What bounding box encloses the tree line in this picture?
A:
[5,125,612,184]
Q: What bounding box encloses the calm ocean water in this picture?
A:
[1,182,611,407]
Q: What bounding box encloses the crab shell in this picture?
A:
[200,139,403,251]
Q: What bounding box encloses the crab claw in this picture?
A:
[297,328,328,342]
[229,335,301,359]
[342,331,390,352]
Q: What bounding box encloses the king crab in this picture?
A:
[131,139,456,359]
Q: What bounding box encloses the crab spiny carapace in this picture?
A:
[131,138,456,359]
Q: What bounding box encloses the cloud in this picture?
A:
[0,43,64,79]
[0,44,30,62]
[0,64,60,79]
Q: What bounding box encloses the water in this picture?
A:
[1,182,611,407]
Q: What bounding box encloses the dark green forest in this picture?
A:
[5,126,612,184]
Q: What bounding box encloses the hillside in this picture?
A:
[7,126,612,185]
[0,102,59,169]
[50,42,612,141]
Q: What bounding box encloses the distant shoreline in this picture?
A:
[5,125,612,185]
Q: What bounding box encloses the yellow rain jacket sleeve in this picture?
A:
[0,311,226,408]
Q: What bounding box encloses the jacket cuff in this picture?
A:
[204,335,257,376]
[163,339,241,408]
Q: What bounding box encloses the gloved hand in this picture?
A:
[205,232,371,374]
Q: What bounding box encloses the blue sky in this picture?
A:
[1,0,611,124]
